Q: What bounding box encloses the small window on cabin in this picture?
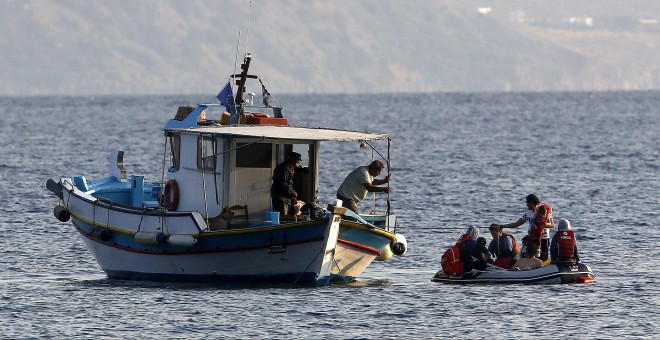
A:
[292,144,310,168]
[236,143,272,168]
[169,133,181,170]
[197,136,216,171]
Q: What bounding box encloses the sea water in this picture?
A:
[0,91,658,338]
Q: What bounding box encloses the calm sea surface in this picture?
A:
[0,91,658,338]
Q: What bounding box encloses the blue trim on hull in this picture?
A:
[338,225,392,251]
[72,218,329,255]
[71,219,336,287]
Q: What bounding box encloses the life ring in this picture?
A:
[162,179,180,211]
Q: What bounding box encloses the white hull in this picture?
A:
[61,178,203,235]
[331,241,378,280]
[80,230,336,283]
[56,178,342,285]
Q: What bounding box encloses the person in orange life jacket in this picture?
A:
[271,152,302,216]
[488,224,520,269]
[550,218,580,263]
[528,204,549,257]
[459,226,490,272]
[495,194,554,261]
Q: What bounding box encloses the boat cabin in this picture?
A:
[161,103,389,229]
[164,106,317,224]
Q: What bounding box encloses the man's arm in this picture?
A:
[284,166,297,197]
[364,182,391,193]
[500,218,526,229]
[501,236,513,251]
[372,175,391,186]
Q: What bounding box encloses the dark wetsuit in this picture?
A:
[271,162,296,215]
[460,239,491,272]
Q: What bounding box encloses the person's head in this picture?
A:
[489,224,502,237]
[525,194,540,210]
[367,160,386,176]
[287,152,302,167]
[466,225,480,239]
[536,204,546,217]
[477,237,487,247]
[557,219,572,231]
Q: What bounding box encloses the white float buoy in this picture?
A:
[134,231,166,245]
[375,242,394,261]
[167,234,197,247]
[391,233,407,256]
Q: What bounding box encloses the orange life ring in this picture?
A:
[162,179,180,211]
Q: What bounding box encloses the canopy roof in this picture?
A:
[169,125,389,142]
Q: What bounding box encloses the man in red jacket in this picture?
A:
[550,219,580,263]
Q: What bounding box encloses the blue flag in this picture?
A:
[216,82,238,124]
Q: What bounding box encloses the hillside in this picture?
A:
[1,0,659,95]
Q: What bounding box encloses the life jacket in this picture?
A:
[530,202,553,244]
[493,232,520,269]
[557,230,576,262]
[506,232,521,254]
[441,234,473,276]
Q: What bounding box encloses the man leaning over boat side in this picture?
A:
[336,160,391,214]
[271,152,302,216]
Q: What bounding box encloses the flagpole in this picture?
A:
[230,30,242,123]
[232,30,241,94]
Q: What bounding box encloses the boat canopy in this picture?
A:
[168,125,390,142]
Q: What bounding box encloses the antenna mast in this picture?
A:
[244,1,253,57]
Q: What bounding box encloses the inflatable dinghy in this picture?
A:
[432,262,595,284]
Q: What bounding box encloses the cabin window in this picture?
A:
[197,136,216,171]
[236,143,272,168]
[168,133,181,170]
[292,144,310,168]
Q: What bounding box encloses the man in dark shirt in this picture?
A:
[271,152,301,216]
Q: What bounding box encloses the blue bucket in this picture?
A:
[266,211,280,225]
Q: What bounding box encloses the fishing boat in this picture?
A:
[431,262,595,285]
[46,53,407,286]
